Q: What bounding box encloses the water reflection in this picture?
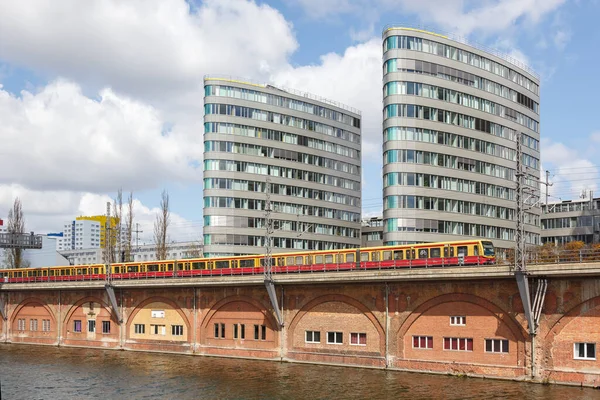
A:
[0,344,598,400]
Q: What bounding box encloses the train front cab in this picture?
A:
[358,241,494,269]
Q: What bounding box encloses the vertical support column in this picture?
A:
[193,287,197,354]
[120,289,125,349]
[57,290,62,346]
[280,286,285,361]
[263,177,284,328]
[0,292,7,343]
[385,283,390,368]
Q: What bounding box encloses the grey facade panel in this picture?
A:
[382,28,541,249]
[203,78,362,256]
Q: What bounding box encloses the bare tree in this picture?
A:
[112,189,123,262]
[153,190,170,260]
[102,201,113,265]
[184,240,203,259]
[125,191,134,262]
[6,197,26,268]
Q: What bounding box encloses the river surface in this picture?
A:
[0,344,598,400]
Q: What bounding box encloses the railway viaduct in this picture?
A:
[1,263,600,387]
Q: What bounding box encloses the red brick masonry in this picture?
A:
[2,277,600,387]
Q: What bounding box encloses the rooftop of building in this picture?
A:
[204,74,361,116]
[382,24,538,80]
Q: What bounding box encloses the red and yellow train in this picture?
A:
[0,239,495,283]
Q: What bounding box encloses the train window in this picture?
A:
[336,254,344,263]
[325,255,333,264]
[42,270,47,276]
[295,256,304,265]
[418,249,429,258]
[215,261,229,269]
[286,257,295,266]
[240,259,255,268]
[474,246,479,256]
[82,269,87,275]
[360,252,369,262]
[393,250,403,260]
[277,258,284,266]
[430,248,441,258]
[371,252,380,261]
[407,250,416,260]
[315,255,324,264]
[94,268,99,274]
[449,247,454,257]
[76,269,82,275]
[457,246,468,256]
[127,266,139,273]
[148,264,159,272]
[346,253,355,263]
[177,263,184,270]
[208,262,213,269]
[231,260,238,268]
[444,247,448,257]
[306,256,312,265]
[383,251,392,261]
[167,263,174,271]
[192,262,206,270]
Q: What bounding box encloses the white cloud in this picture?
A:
[271,39,382,158]
[542,140,599,202]
[0,185,200,242]
[293,0,567,37]
[0,80,203,193]
[0,0,297,100]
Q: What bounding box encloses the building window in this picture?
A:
[30,319,38,331]
[214,323,219,338]
[172,325,184,336]
[305,331,321,343]
[18,318,26,331]
[134,324,145,334]
[151,324,166,335]
[450,316,466,326]
[88,320,96,333]
[254,324,259,340]
[151,310,165,318]
[220,323,225,338]
[443,337,473,351]
[327,331,343,344]
[413,336,433,349]
[74,320,82,333]
[350,332,367,346]
[485,339,509,353]
[102,321,111,334]
[42,319,51,332]
[574,343,596,360]
[261,325,267,340]
[214,323,225,338]
[233,324,246,339]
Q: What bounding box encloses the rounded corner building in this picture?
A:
[382,27,541,251]
[203,76,362,257]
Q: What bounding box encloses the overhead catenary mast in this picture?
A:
[263,177,284,327]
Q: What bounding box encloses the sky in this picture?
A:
[0,0,599,244]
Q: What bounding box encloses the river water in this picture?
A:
[0,344,598,399]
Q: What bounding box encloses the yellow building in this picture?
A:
[76,215,120,249]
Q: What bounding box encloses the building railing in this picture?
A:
[204,74,361,115]
[382,24,539,79]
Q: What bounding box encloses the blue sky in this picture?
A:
[0,0,598,242]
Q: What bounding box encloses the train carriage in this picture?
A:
[0,239,495,283]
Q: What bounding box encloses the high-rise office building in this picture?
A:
[203,77,362,257]
[382,27,541,250]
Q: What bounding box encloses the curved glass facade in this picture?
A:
[203,78,361,257]
[382,28,541,249]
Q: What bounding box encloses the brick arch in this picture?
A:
[200,295,278,331]
[126,296,192,342]
[11,297,57,326]
[542,294,600,371]
[62,296,115,335]
[396,292,527,357]
[287,294,385,353]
